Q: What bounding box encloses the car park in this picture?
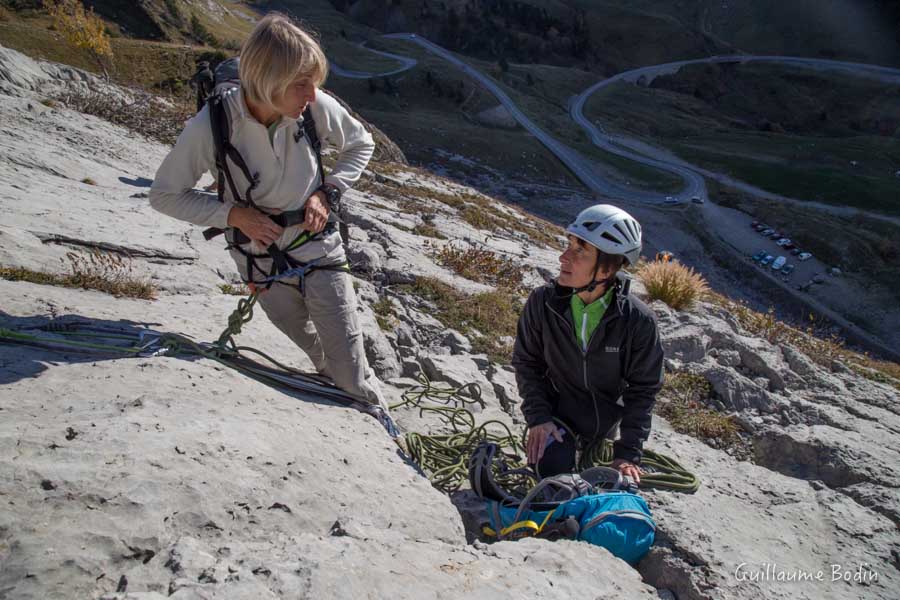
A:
[790,248,802,256]
[782,264,795,275]
[771,256,787,270]
[760,255,774,266]
[752,251,767,261]
[798,252,813,261]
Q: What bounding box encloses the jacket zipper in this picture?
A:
[547,302,604,439]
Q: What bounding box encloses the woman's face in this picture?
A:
[558,235,608,288]
[272,76,317,119]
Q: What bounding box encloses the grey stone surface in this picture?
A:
[2,45,899,600]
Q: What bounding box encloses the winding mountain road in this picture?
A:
[330,36,900,359]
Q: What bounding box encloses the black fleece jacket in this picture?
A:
[511,275,665,464]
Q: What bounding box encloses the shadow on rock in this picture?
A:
[118,175,153,188]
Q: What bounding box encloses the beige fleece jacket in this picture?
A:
[149,86,374,255]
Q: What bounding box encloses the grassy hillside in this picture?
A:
[585,63,900,215]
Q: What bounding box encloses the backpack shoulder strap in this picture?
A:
[208,92,259,208]
[298,106,325,186]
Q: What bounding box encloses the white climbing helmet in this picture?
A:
[566,204,642,266]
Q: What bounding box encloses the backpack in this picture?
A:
[470,441,656,565]
[484,490,656,565]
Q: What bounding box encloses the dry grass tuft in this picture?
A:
[81,177,97,185]
[400,277,523,364]
[372,296,397,331]
[706,291,900,390]
[55,89,192,146]
[429,242,525,291]
[0,250,156,299]
[638,259,709,310]
[656,371,747,456]
[218,283,249,296]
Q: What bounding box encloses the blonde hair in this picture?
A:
[239,13,328,108]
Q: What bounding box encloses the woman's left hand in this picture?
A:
[303,191,330,233]
[611,458,642,484]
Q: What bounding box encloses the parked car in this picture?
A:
[776,238,791,247]
[663,196,679,205]
[790,248,803,256]
[771,256,787,270]
[751,220,760,228]
[798,252,813,261]
[784,243,796,250]
[691,196,704,204]
[752,251,767,261]
[768,231,782,239]
[760,255,774,266]
[782,264,795,275]
[754,224,769,231]
[813,274,825,283]
[761,228,775,235]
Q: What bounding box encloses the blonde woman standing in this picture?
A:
[150,13,391,418]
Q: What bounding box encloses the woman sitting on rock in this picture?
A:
[512,205,664,482]
[149,13,391,416]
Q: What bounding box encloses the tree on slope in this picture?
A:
[44,0,113,79]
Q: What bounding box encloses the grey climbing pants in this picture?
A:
[229,244,389,412]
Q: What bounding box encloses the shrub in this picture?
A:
[44,0,112,76]
[429,242,525,291]
[81,177,96,185]
[638,259,709,310]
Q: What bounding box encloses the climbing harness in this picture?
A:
[198,81,346,293]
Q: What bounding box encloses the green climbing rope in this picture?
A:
[1,294,700,494]
[391,373,700,495]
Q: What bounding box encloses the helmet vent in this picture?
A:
[601,231,622,245]
[624,219,638,240]
[583,221,601,231]
[613,223,630,242]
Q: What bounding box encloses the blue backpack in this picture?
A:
[470,445,656,565]
[484,490,656,565]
